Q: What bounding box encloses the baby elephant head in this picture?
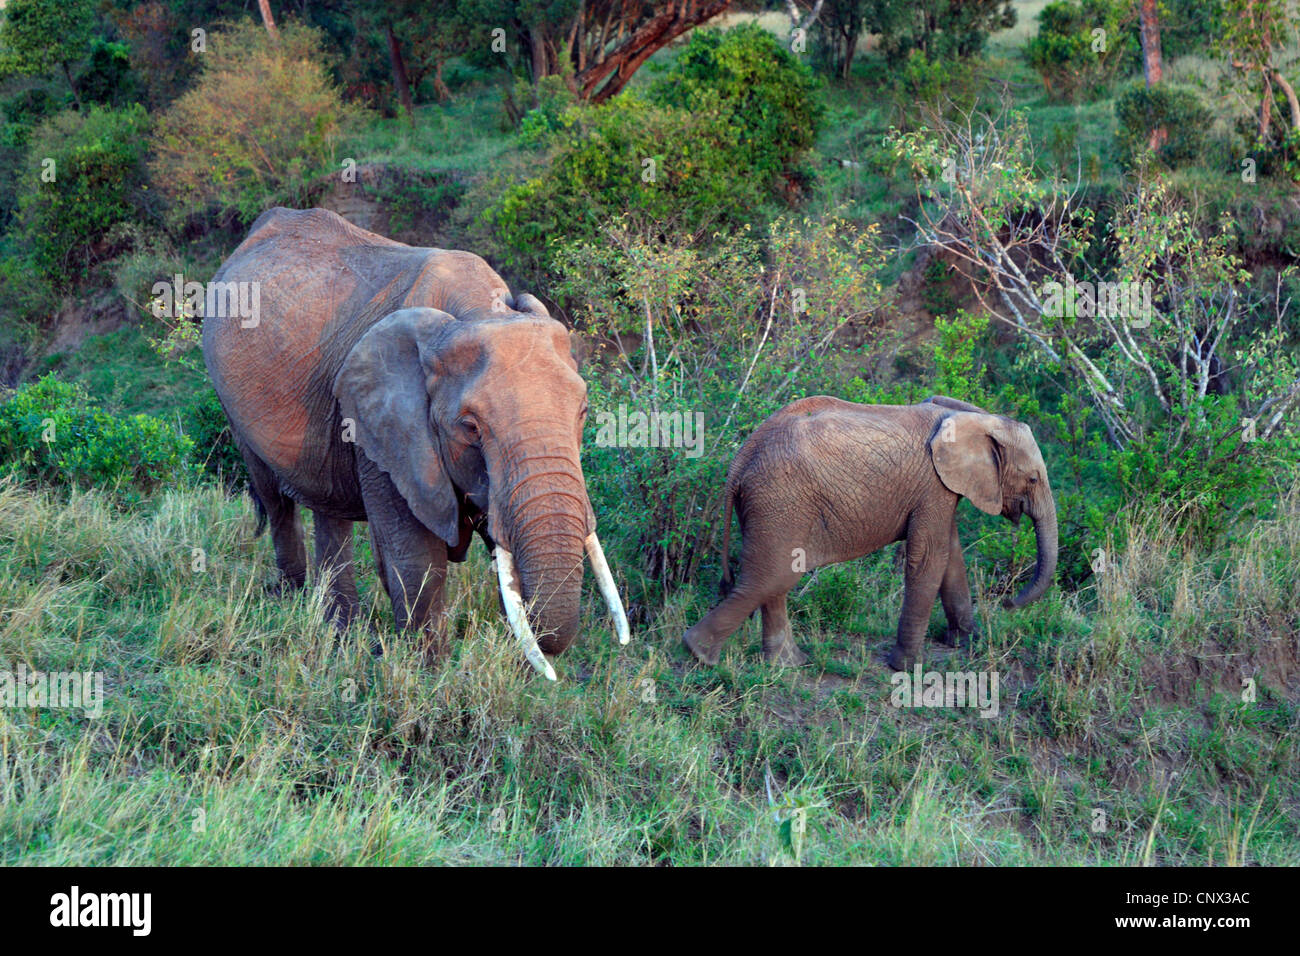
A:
[929,412,1057,608]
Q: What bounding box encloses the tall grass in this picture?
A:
[0,476,1295,864]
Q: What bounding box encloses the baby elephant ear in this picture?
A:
[333,308,461,543]
[929,412,1004,516]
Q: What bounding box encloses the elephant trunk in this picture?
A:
[515,524,585,654]
[1007,497,1057,608]
[499,461,588,655]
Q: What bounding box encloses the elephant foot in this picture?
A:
[764,642,810,668]
[938,625,978,649]
[885,645,918,672]
[682,627,722,666]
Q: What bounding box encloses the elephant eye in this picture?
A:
[1029,476,1039,484]
[460,417,480,438]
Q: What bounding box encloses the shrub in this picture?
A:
[150,20,354,223]
[1114,81,1213,169]
[557,214,887,595]
[76,38,144,108]
[873,0,1017,64]
[647,24,823,188]
[478,96,766,284]
[1025,0,1139,102]
[180,387,246,487]
[0,376,194,496]
[477,26,823,283]
[11,104,151,279]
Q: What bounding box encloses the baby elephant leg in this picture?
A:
[683,582,765,665]
[886,520,950,671]
[937,518,977,647]
[761,593,808,667]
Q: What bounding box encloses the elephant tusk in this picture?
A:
[493,547,557,681]
[585,533,630,645]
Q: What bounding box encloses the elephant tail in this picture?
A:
[249,486,268,538]
[718,482,737,597]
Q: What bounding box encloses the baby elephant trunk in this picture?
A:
[1007,500,1058,608]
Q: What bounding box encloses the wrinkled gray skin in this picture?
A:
[203,208,595,659]
[682,395,1058,670]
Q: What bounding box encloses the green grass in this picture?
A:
[0,477,1295,864]
[33,326,208,420]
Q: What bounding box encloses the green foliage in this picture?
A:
[11,103,151,280]
[558,214,886,594]
[1114,81,1212,170]
[892,49,980,120]
[150,20,355,224]
[180,387,246,487]
[872,0,1017,64]
[1024,0,1139,102]
[0,0,95,99]
[478,25,824,282]
[933,310,993,406]
[648,24,824,187]
[0,376,194,497]
[76,38,143,109]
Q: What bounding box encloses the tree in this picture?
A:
[257,0,279,39]
[0,0,97,108]
[1218,0,1300,143]
[886,100,1300,465]
[1138,0,1166,148]
[507,1,738,102]
[813,0,869,78]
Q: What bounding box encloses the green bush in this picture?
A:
[0,376,194,496]
[478,25,823,283]
[180,387,246,487]
[150,20,353,224]
[76,38,144,109]
[648,24,823,188]
[11,103,151,278]
[1025,0,1139,102]
[872,0,1016,64]
[1114,81,1212,169]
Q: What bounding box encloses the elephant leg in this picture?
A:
[358,455,450,662]
[312,513,359,628]
[761,593,809,667]
[683,579,767,665]
[241,441,306,590]
[886,514,951,671]
[937,518,976,647]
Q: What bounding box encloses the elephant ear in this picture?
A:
[512,292,550,317]
[334,307,461,543]
[929,412,1005,516]
[922,394,988,414]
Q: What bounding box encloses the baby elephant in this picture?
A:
[683,395,1057,670]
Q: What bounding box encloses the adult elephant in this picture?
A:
[203,208,629,679]
[682,395,1057,670]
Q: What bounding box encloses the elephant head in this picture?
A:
[928,411,1058,608]
[333,302,628,677]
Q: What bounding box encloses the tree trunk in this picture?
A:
[385,24,416,127]
[61,61,82,109]
[257,0,279,39]
[1273,70,1300,130]
[434,58,451,103]
[1139,0,1166,150]
[577,0,735,103]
